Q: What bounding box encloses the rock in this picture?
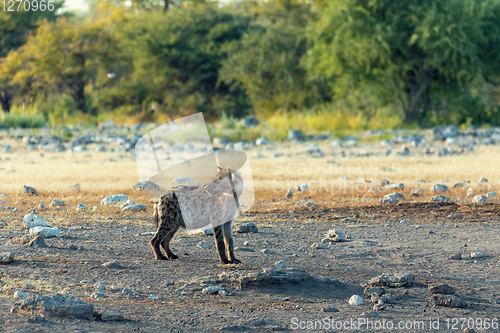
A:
[378,197,399,204]
[217,268,311,287]
[13,294,94,319]
[49,200,65,207]
[385,192,405,201]
[101,311,124,321]
[364,287,385,297]
[471,195,486,204]
[430,294,465,308]
[478,177,488,183]
[320,306,339,313]
[121,288,132,294]
[23,186,37,196]
[0,252,14,264]
[428,284,455,295]
[38,203,45,210]
[411,189,424,196]
[131,181,160,192]
[23,214,48,229]
[260,249,273,254]
[470,251,484,258]
[76,204,88,211]
[202,286,225,295]
[256,137,270,145]
[102,261,122,269]
[432,195,451,203]
[297,184,309,192]
[487,192,497,197]
[448,214,460,219]
[197,241,210,248]
[148,294,159,300]
[234,222,258,233]
[0,222,6,228]
[431,184,449,193]
[122,204,146,211]
[94,283,106,291]
[30,226,59,238]
[361,310,381,318]
[324,228,345,242]
[367,273,414,288]
[384,183,404,190]
[92,206,99,212]
[349,295,363,305]
[448,252,462,260]
[91,292,105,299]
[70,183,80,191]
[101,194,128,205]
[14,291,27,299]
[240,116,260,127]
[283,189,292,200]
[288,129,306,141]
[274,260,287,269]
[311,242,325,249]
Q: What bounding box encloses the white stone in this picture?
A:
[324,228,345,242]
[478,177,488,183]
[197,241,210,248]
[471,252,484,258]
[100,194,128,205]
[431,184,449,193]
[349,295,363,305]
[311,242,325,249]
[30,226,59,238]
[472,195,486,204]
[487,192,497,198]
[274,260,287,269]
[14,291,27,299]
[92,206,99,211]
[23,214,48,229]
[94,283,106,291]
[76,204,88,211]
[202,285,225,294]
[148,294,159,300]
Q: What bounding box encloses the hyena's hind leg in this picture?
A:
[223,220,241,264]
[214,225,230,264]
[160,222,180,259]
[150,208,181,261]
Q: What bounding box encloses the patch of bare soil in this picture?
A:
[1,202,500,332]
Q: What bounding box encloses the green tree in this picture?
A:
[99,3,251,118]
[307,0,500,124]
[0,3,63,112]
[1,14,121,114]
[220,0,328,118]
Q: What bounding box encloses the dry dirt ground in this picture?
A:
[1,149,500,332]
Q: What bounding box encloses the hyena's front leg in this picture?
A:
[214,225,230,264]
[223,220,241,264]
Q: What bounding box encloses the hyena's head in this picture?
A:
[215,167,244,198]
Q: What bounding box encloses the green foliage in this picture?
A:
[307,0,500,125]
[220,0,330,118]
[97,4,251,118]
[1,105,45,128]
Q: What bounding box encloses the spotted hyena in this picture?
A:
[150,168,244,264]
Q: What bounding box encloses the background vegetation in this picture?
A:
[1,0,500,136]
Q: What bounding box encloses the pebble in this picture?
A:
[260,249,274,254]
[23,214,48,229]
[470,252,483,258]
[197,241,210,248]
[30,226,59,238]
[324,228,345,242]
[148,294,159,300]
[448,252,462,260]
[487,192,497,197]
[94,283,106,291]
[432,195,451,203]
[320,306,339,313]
[92,206,99,212]
[311,242,325,249]
[76,204,88,211]
[38,203,45,210]
[349,295,363,305]
[234,222,259,233]
[14,291,27,299]
[50,200,65,207]
[431,184,449,193]
[101,311,124,321]
[202,286,225,295]
[274,260,287,269]
[102,261,122,269]
[91,292,105,299]
[471,195,486,204]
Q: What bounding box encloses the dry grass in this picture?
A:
[1,145,500,208]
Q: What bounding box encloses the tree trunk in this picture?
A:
[0,90,11,113]
[74,83,87,113]
[164,0,169,12]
